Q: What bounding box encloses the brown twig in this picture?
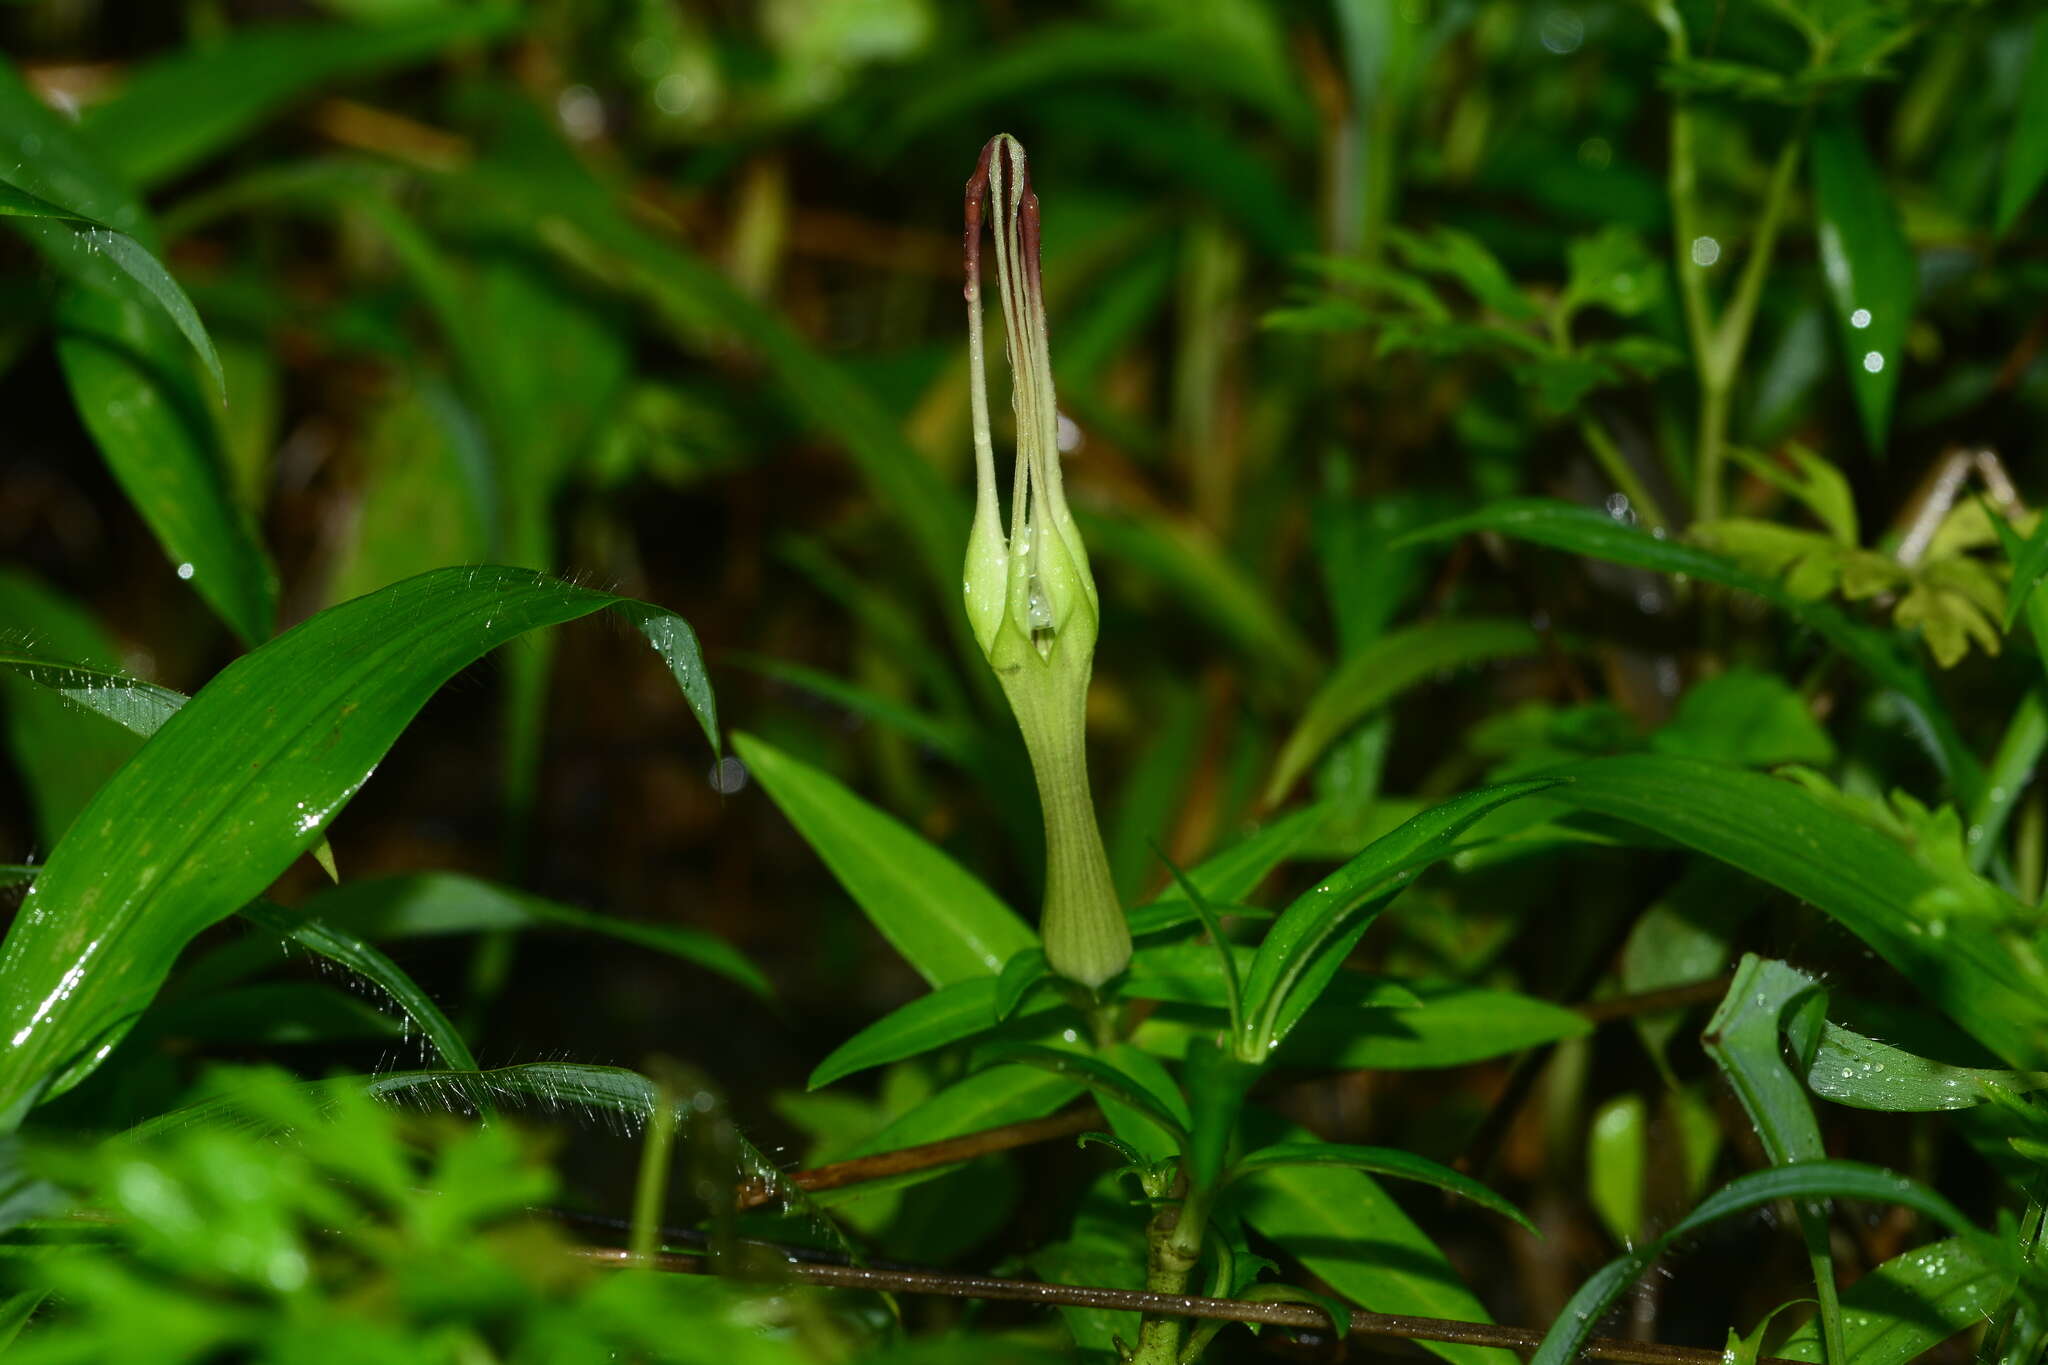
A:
[735,1107,1102,1209]
[574,1246,1793,1365]
[744,979,1735,1208]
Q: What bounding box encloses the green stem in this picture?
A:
[1134,1190,1211,1365]
[1578,414,1668,531]
[1969,689,2048,874]
[629,1081,680,1266]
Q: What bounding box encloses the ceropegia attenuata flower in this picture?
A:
[963,134,1128,990]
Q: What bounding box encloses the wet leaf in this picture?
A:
[1777,1237,2013,1364]
[0,567,716,1123]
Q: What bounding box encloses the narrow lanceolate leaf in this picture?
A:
[1133,802,1327,930]
[1239,780,1564,1056]
[1231,1142,1533,1232]
[0,172,221,392]
[0,567,717,1124]
[1397,501,1975,789]
[239,901,475,1072]
[735,731,1035,988]
[1807,1023,2048,1111]
[1545,755,2048,1071]
[0,59,276,645]
[77,7,524,189]
[1263,620,1542,807]
[974,1043,1190,1148]
[1533,1162,1983,1365]
[1998,15,2048,234]
[1811,111,1914,453]
[811,977,1011,1089]
[1778,1237,2013,1365]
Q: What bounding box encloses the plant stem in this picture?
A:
[1134,1190,1211,1365]
[1579,414,1668,530]
[629,1079,679,1265]
[1969,688,2048,874]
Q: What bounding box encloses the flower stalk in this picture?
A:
[963,134,1129,991]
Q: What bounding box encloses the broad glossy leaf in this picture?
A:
[735,731,1034,988]
[0,566,715,1122]
[1232,1141,1533,1232]
[1811,112,1913,451]
[1807,1022,2046,1111]
[1778,1237,2013,1365]
[1998,16,2048,234]
[79,8,522,188]
[0,574,155,843]
[1240,780,1563,1054]
[1237,1107,1509,1365]
[1398,500,1975,788]
[298,872,768,998]
[1533,1161,1982,1365]
[1545,755,2048,1069]
[1263,620,1542,807]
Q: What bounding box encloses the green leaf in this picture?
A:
[1396,500,1975,789]
[1702,958,1842,1365]
[735,732,1034,988]
[1653,668,1835,767]
[1998,15,2048,234]
[1777,1237,2013,1364]
[1811,111,1914,452]
[1723,443,1858,546]
[1807,1022,2047,1111]
[1560,225,1663,321]
[0,171,222,395]
[1532,1161,1983,1365]
[1264,983,1590,1070]
[1985,502,2048,635]
[1544,755,2048,1070]
[139,982,402,1045]
[1232,1141,1534,1232]
[0,566,715,1123]
[1586,1094,1647,1245]
[78,8,523,189]
[1263,620,1544,807]
[238,900,475,1072]
[1239,780,1564,1056]
[995,947,1052,1021]
[1237,1107,1511,1365]
[975,1043,1189,1149]
[298,872,768,998]
[54,290,275,644]
[1153,847,1243,1037]
[810,978,1022,1090]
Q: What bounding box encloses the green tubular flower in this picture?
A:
[963,134,1129,990]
